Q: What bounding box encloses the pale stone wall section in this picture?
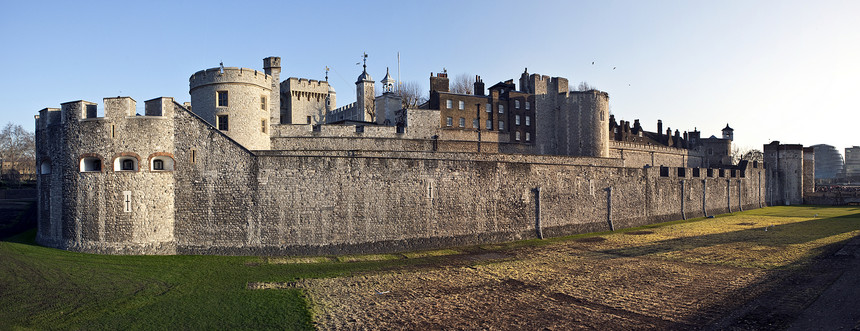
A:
[189,67,272,150]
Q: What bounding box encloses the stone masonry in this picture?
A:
[34,56,770,255]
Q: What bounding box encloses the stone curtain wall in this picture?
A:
[172,106,259,252]
[609,141,706,168]
[176,146,765,255]
[37,101,767,255]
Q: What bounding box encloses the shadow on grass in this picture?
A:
[700,236,859,330]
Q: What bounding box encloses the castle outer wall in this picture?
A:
[36,101,766,255]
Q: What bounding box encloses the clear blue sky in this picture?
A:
[2,0,858,155]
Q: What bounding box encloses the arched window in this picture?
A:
[80,157,102,172]
[150,155,175,172]
[113,156,138,172]
[40,161,51,175]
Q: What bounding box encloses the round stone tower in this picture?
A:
[189,65,273,150]
[578,90,610,158]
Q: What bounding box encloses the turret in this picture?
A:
[381,67,395,94]
[355,58,375,122]
[189,63,273,150]
[263,57,281,129]
[722,123,734,141]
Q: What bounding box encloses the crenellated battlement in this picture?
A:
[189,67,272,91]
[35,97,175,130]
[284,77,330,93]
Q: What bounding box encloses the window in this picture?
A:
[446,100,453,109]
[498,121,504,131]
[498,105,504,114]
[217,91,228,107]
[458,100,464,110]
[150,156,174,171]
[525,132,531,141]
[525,116,530,126]
[485,104,491,112]
[515,131,521,141]
[515,115,521,126]
[446,117,453,127]
[80,157,101,172]
[261,95,267,110]
[473,119,479,128]
[458,117,465,128]
[307,116,311,124]
[515,100,520,108]
[190,149,196,164]
[486,120,492,130]
[114,157,138,172]
[261,119,267,133]
[40,161,51,175]
[525,101,530,110]
[217,115,229,130]
[153,160,164,170]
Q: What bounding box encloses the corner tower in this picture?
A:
[189,62,273,150]
[355,53,375,122]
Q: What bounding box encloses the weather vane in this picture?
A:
[325,66,329,81]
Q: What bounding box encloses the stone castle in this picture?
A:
[34,56,788,255]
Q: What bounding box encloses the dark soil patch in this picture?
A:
[735,222,756,226]
[625,230,654,235]
[575,237,607,243]
[466,252,511,261]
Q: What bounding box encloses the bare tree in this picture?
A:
[0,123,35,184]
[364,102,376,121]
[450,73,474,95]
[574,81,597,91]
[399,81,428,109]
[731,146,763,165]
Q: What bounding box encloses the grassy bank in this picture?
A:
[1,206,859,329]
[0,231,422,330]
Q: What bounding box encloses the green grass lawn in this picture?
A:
[0,230,423,330]
[1,205,859,330]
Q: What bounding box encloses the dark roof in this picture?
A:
[723,123,733,131]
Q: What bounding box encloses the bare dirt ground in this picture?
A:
[283,210,860,330]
